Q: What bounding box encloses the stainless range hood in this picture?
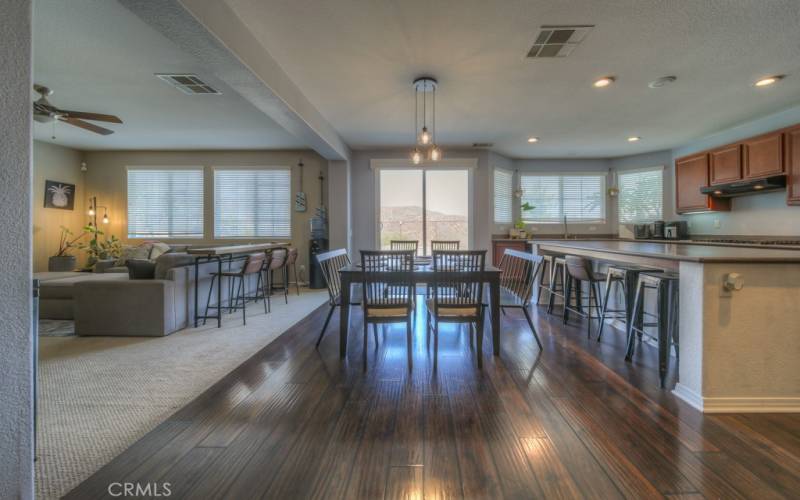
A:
[700,175,786,198]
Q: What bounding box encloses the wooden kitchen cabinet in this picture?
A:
[709,144,742,185]
[787,125,800,205]
[675,153,730,213]
[743,131,784,179]
[492,240,527,268]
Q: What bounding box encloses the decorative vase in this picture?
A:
[48,255,76,272]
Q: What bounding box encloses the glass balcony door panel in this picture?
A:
[425,170,469,254]
[379,169,424,254]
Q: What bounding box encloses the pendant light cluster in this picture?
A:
[411,77,442,165]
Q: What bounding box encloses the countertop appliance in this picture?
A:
[650,220,665,239]
[664,221,688,240]
[633,224,651,239]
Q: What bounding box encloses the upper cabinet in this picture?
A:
[743,132,784,179]
[675,153,730,213]
[787,125,800,205]
[709,144,742,185]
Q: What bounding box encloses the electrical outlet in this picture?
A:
[713,218,721,229]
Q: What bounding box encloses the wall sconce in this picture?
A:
[607,186,619,197]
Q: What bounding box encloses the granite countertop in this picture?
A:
[530,239,800,263]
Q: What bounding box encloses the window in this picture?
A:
[618,167,663,223]
[493,168,513,224]
[127,168,204,239]
[520,173,606,223]
[214,169,291,238]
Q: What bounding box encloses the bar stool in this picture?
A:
[205,252,269,326]
[596,265,655,341]
[563,256,606,337]
[285,247,301,296]
[269,248,289,304]
[626,272,680,388]
[535,255,553,304]
[546,256,567,314]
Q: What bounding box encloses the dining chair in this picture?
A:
[204,252,269,326]
[315,249,361,348]
[360,250,415,369]
[430,240,460,252]
[427,250,486,369]
[390,240,419,253]
[496,249,544,349]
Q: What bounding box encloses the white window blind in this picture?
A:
[493,169,513,224]
[214,169,291,238]
[618,167,663,223]
[520,173,606,223]
[127,169,204,239]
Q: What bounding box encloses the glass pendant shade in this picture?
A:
[419,127,431,145]
[88,208,95,216]
[411,148,422,165]
[430,145,442,161]
[102,214,109,224]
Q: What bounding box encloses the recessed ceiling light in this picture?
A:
[754,75,784,87]
[649,76,677,88]
[527,137,539,143]
[593,76,615,88]
[627,136,641,142]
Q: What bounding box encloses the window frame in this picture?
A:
[126,166,205,240]
[519,172,607,224]
[493,168,514,225]
[212,166,293,240]
[616,165,664,224]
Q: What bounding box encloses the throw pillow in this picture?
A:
[149,242,171,260]
[126,259,156,279]
[154,252,196,280]
[117,244,151,266]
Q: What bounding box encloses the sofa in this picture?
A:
[37,272,130,320]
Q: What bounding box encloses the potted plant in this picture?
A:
[79,225,122,270]
[514,202,536,239]
[48,226,86,271]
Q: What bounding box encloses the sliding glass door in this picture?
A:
[378,168,470,255]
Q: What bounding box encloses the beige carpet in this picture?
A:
[35,289,328,500]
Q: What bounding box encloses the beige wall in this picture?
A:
[81,150,328,277]
[33,141,86,272]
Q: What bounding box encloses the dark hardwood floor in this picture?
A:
[65,299,800,499]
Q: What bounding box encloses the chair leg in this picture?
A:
[294,265,301,296]
[597,275,613,341]
[536,261,549,305]
[406,317,413,370]
[239,277,246,325]
[657,282,670,388]
[476,312,484,369]
[626,281,644,361]
[203,274,216,326]
[563,276,572,324]
[426,312,431,348]
[372,323,379,345]
[522,306,542,350]
[283,267,289,304]
[586,282,593,338]
[316,304,336,348]
[259,271,269,314]
[433,318,439,371]
[363,317,369,370]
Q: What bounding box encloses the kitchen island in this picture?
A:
[531,239,800,413]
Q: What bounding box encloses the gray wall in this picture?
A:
[672,104,800,236]
[0,0,34,498]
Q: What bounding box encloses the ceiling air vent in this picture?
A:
[526,25,594,58]
[472,142,494,148]
[155,74,221,95]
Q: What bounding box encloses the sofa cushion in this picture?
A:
[39,273,129,299]
[34,271,84,282]
[154,252,195,279]
[126,259,156,279]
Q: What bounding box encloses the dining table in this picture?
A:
[337,258,503,358]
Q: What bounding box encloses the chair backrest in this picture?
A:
[430,250,486,317]
[430,240,460,252]
[286,247,299,265]
[360,250,414,311]
[390,240,418,253]
[565,255,593,282]
[269,248,288,270]
[499,249,543,305]
[241,252,267,275]
[317,248,351,304]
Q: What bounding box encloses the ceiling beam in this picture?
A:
[118,0,350,161]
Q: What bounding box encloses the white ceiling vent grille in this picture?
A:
[155,74,222,95]
[526,25,594,58]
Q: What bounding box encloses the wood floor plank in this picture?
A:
[154,447,223,499]
[423,395,465,500]
[385,466,424,500]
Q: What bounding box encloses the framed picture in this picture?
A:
[44,180,75,210]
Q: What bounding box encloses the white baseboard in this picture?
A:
[673,384,800,413]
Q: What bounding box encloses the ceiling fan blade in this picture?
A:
[58,110,122,123]
[60,117,114,135]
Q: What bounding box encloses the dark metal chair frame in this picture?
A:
[268,248,290,304]
[427,250,487,369]
[563,256,605,338]
[360,250,415,369]
[204,252,270,326]
[285,247,301,296]
[496,249,544,349]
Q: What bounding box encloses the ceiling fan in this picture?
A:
[33,84,122,136]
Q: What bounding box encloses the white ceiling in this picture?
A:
[32,0,305,150]
[224,0,800,158]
